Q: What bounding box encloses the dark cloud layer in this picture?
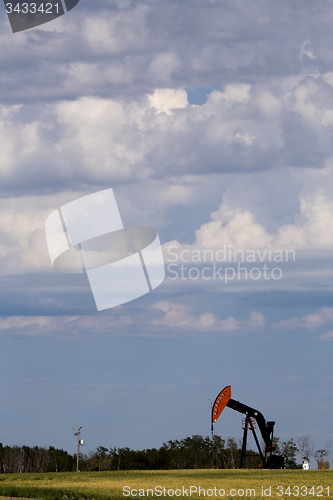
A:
[1,0,333,196]
[0,0,333,102]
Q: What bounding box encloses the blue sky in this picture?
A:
[0,0,333,466]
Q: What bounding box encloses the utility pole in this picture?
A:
[210,400,214,440]
[210,400,214,469]
[76,426,82,472]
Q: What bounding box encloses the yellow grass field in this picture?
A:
[0,469,332,500]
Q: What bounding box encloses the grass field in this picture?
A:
[0,469,332,500]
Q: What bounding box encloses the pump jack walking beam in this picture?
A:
[226,397,275,464]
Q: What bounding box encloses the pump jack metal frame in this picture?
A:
[240,417,264,468]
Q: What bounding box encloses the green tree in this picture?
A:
[95,446,109,471]
[225,438,239,469]
[0,443,4,474]
[211,435,226,469]
[314,449,327,468]
[281,439,298,468]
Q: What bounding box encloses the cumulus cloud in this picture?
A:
[2,0,333,292]
[0,191,95,272]
[148,89,188,115]
[163,165,333,258]
[3,74,333,195]
[0,301,267,336]
[0,313,134,336]
[151,300,265,332]
[3,167,333,273]
[2,0,333,102]
[274,306,333,341]
[194,202,273,250]
[5,302,333,340]
[318,330,333,340]
[277,307,333,331]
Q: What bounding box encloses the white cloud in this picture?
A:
[3,167,333,273]
[149,53,182,82]
[299,41,316,61]
[318,330,333,340]
[195,203,273,250]
[151,300,265,332]
[256,91,281,118]
[4,7,333,278]
[2,72,333,192]
[0,314,134,336]
[276,307,333,337]
[276,190,333,248]
[163,172,333,258]
[2,0,333,108]
[5,303,333,340]
[220,84,251,103]
[148,89,188,115]
[0,303,266,336]
[0,192,92,272]
[82,5,151,56]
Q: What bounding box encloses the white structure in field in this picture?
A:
[302,459,310,470]
[45,188,165,311]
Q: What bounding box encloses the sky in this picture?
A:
[0,0,333,467]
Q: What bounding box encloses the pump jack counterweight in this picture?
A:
[212,386,285,469]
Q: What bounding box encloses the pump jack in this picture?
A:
[211,386,284,469]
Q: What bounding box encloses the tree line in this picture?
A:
[0,435,331,473]
[0,444,75,473]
